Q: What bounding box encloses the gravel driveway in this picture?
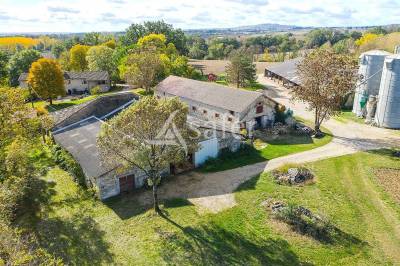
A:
[138,76,400,213]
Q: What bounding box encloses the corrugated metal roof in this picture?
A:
[265,57,303,85]
[53,117,112,178]
[156,76,263,113]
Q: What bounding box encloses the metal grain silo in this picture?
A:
[353,50,391,117]
[375,55,400,128]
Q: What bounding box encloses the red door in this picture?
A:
[119,175,135,193]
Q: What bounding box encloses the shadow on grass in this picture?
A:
[104,192,149,219]
[36,213,114,265]
[366,148,400,159]
[46,102,76,112]
[159,212,309,266]
[163,198,194,208]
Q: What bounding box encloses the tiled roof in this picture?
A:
[18,71,109,82]
[65,71,109,81]
[156,76,263,113]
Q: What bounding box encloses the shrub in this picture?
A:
[51,144,86,187]
[90,85,102,95]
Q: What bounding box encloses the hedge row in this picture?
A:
[51,144,86,187]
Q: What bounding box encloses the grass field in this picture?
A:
[30,149,400,265]
[189,59,274,75]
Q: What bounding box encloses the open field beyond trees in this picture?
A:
[26,148,400,265]
[189,59,274,75]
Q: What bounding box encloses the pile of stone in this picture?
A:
[261,199,318,220]
[294,122,315,136]
[272,167,314,185]
[271,122,291,135]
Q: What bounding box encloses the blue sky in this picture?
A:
[0,0,400,33]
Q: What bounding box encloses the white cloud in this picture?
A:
[0,0,399,33]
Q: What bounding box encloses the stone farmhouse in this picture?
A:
[51,77,279,200]
[18,71,111,94]
[155,76,277,134]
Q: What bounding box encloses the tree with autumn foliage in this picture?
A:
[69,44,90,71]
[97,96,198,213]
[294,49,359,135]
[124,51,165,93]
[27,58,65,104]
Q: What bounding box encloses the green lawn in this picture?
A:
[334,110,365,124]
[200,120,332,173]
[29,149,400,265]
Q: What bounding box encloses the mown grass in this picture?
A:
[200,119,332,173]
[334,110,365,124]
[29,149,400,265]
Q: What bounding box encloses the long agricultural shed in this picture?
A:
[264,57,303,88]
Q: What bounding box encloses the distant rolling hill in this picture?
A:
[184,23,312,37]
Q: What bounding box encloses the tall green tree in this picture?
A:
[0,50,9,85]
[51,42,66,58]
[97,96,197,212]
[86,46,116,75]
[294,49,359,135]
[83,32,102,46]
[28,58,65,104]
[226,49,256,88]
[122,20,187,54]
[7,49,41,86]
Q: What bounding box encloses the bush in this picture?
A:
[51,144,86,187]
[90,86,102,95]
[274,203,334,243]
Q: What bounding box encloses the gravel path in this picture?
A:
[138,76,400,213]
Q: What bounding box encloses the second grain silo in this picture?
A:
[353,50,391,117]
[375,54,400,129]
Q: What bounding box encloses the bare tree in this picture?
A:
[294,49,359,135]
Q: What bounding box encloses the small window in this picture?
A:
[228,117,233,122]
[256,105,263,114]
[83,80,87,84]
[229,110,234,115]
[215,113,220,118]
[203,110,207,114]
[98,80,106,85]
[192,106,197,111]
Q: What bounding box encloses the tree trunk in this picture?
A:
[153,179,160,213]
[49,98,53,105]
[314,108,323,137]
